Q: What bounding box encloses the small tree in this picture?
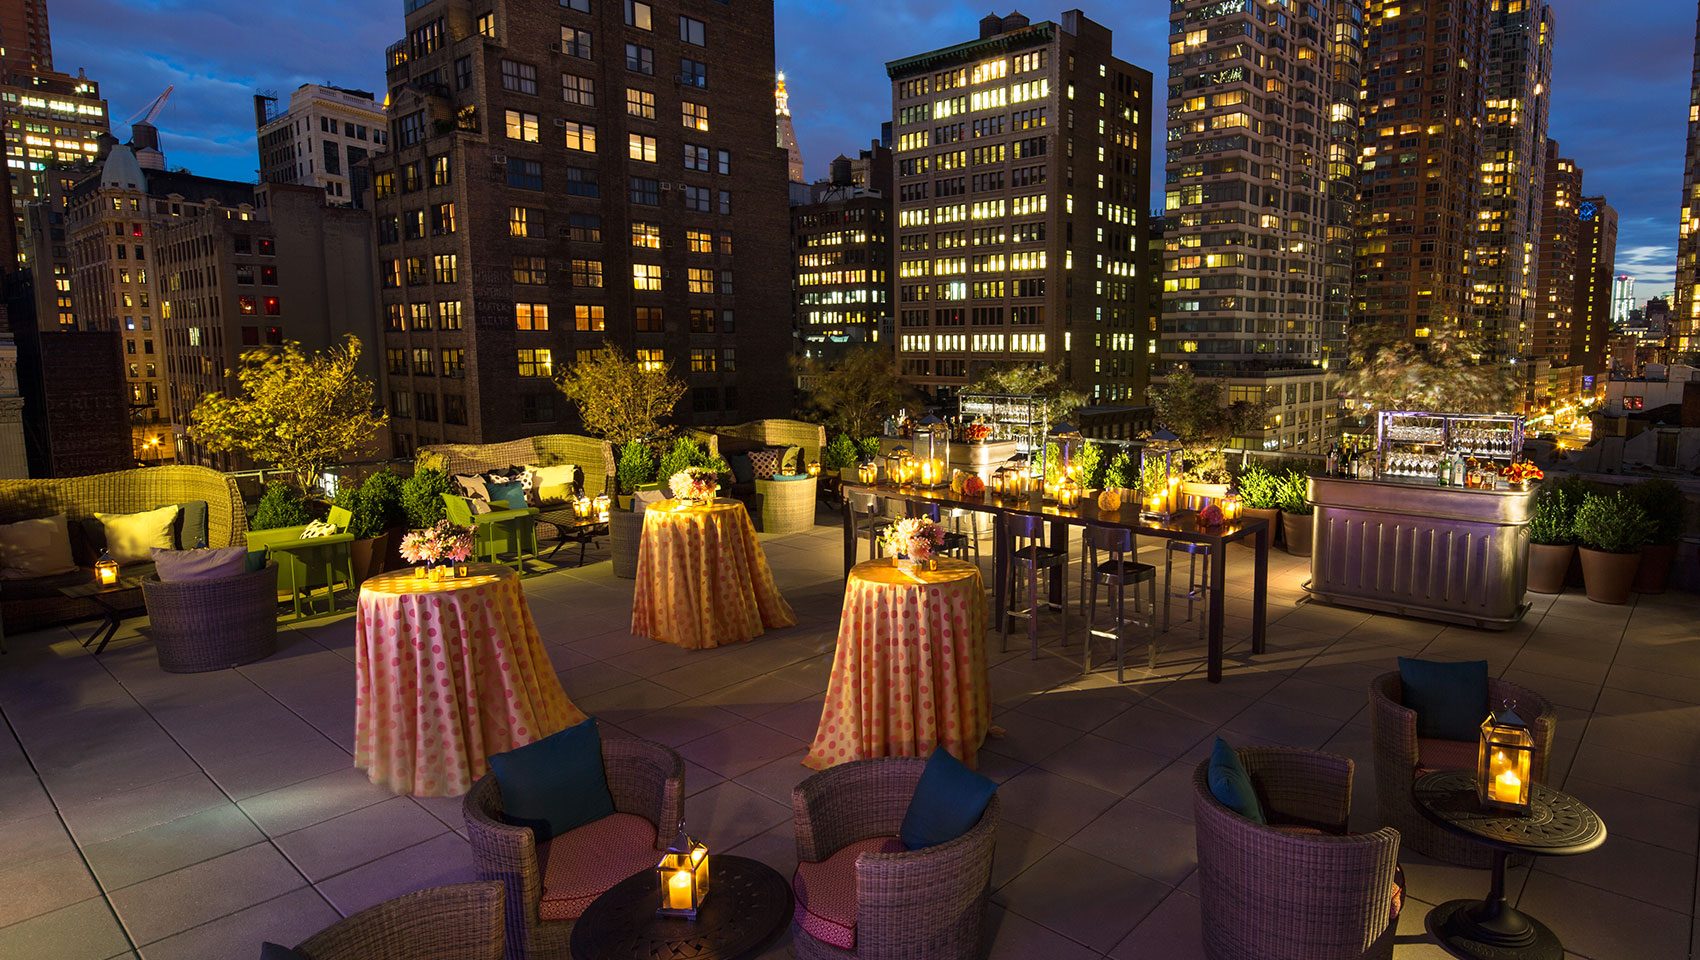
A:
[555,342,686,447]
[401,467,451,528]
[189,335,386,492]
[1147,369,1267,482]
[1336,316,1517,414]
[616,440,657,494]
[795,347,913,440]
[967,363,1088,422]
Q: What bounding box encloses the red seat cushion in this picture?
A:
[536,813,658,921]
[792,836,906,949]
[1415,737,1479,776]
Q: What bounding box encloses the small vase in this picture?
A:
[413,565,428,580]
[893,554,917,571]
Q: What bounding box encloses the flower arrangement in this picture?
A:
[1500,461,1544,487]
[881,517,945,565]
[400,519,476,566]
[669,466,718,503]
[1197,502,1226,528]
[964,423,992,443]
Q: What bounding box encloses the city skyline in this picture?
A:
[43,0,1699,296]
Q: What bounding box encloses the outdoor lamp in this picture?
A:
[1221,484,1243,522]
[807,460,821,477]
[95,551,118,586]
[656,822,710,918]
[1476,703,1535,814]
[1046,421,1084,499]
[916,414,950,489]
[593,494,610,521]
[574,496,594,520]
[883,447,914,486]
[856,458,877,485]
[1140,428,1182,520]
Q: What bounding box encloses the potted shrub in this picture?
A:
[1524,482,1577,594]
[1236,461,1283,548]
[615,440,656,510]
[252,481,311,531]
[1548,474,1596,588]
[401,467,452,529]
[1572,492,1654,604]
[337,471,407,582]
[823,433,858,481]
[1278,470,1314,556]
[1623,479,1686,594]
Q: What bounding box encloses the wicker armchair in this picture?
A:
[463,738,684,960]
[1369,671,1555,867]
[1192,746,1401,960]
[292,881,506,960]
[790,757,999,960]
[141,563,279,673]
[756,476,818,535]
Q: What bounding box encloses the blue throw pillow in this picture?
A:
[488,717,614,841]
[259,942,302,960]
[1207,738,1265,824]
[487,480,526,511]
[727,452,755,485]
[1398,657,1489,741]
[899,746,997,850]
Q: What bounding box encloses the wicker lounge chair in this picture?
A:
[790,757,999,960]
[1368,671,1555,867]
[290,881,506,960]
[141,563,279,672]
[416,435,616,498]
[1192,745,1402,960]
[463,738,684,960]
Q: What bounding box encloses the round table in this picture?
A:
[353,562,585,796]
[631,499,796,650]
[1413,770,1607,960]
[569,854,793,960]
[806,557,990,770]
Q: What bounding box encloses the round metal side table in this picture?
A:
[1413,770,1606,960]
[569,854,793,960]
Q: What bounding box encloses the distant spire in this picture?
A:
[776,71,804,184]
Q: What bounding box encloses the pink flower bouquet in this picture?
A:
[669,467,718,502]
[400,520,476,565]
[881,516,945,566]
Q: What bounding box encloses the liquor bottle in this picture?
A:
[1326,445,1338,477]
[1437,452,1449,486]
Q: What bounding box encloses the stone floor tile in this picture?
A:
[1094,702,1218,759]
[1518,871,1691,960]
[989,820,1059,894]
[1065,797,1197,887]
[0,851,102,928]
[56,774,231,848]
[983,906,1102,960]
[1037,733,1167,797]
[106,842,304,946]
[236,767,396,837]
[134,887,339,960]
[979,711,1084,766]
[0,896,131,960]
[734,751,811,806]
[5,812,80,869]
[994,767,1121,841]
[1534,833,1694,915]
[1219,698,1347,750]
[273,795,450,882]
[678,720,807,780]
[681,780,791,853]
[312,832,472,918]
[81,805,266,891]
[1107,889,1207,960]
[996,845,1169,953]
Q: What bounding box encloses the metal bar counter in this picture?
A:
[1303,475,1537,630]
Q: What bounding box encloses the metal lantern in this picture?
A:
[656,822,710,918]
[1476,703,1535,814]
[915,414,950,488]
[807,460,821,477]
[856,457,878,485]
[573,496,595,520]
[883,447,915,486]
[95,550,119,586]
[593,494,611,521]
[1221,479,1243,522]
[1046,421,1084,501]
[1140,428,1182,520]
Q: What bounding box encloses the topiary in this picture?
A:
[616,440,656,494]
[401,467,451,528]
[1102,451,1134,490]
[822,433,858,472]
[1527,483,1576,546]
[1277,470,1312,516]
[252,482,311,531]
[357,470,407,538]
[657,437,707,482]
[1622,479,1686,546]
[1572,492,1655,554]
[1236,461,1282,510]
[855,436,881,461]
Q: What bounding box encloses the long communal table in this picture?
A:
[839,482,1270,683]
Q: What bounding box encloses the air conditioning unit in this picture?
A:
[491,154,508,164]
[660,182,673,191]
[676,182,688,191]
[553,118,567,127]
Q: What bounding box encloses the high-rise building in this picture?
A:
[1611,274,1634,325]
[0,0,52,79]
[1164,0,1356,452]
[0,67,108,262]
[776,71,803,183]
[888,10,1153,405]
[1573,196,1616,378]
[793,142,891,356]
[1355,0,1487,341]
[370,0,792,451]
[255,83,389,207]
[1674,0,1700,353]
[157,183,384,469]
[1473,0,1552,359]
[1532,141,1578,363]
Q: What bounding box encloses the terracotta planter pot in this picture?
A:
[1633,542,1677,595]
[349,526,405,583]
[1526,542,1574,595]
[1283,512,1314,556]
[1578,547,1641,605]
[1241,507,1282,548]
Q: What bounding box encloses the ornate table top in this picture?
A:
[570,854,793,960]
[1413,770,1607,857]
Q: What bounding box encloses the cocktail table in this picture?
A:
[1413,770,1606,960]
[59,576,146,654]
[569,854,793,960]
[536,508,608,565]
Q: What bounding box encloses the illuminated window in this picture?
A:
[631,222,661,248]
[575,305,605,331]
[633,263,661,290]
[515,303,549,330]
[681,101,708,131]
[626,87,655,119]
[563,120,596,152]
[516,348,553,378]
[629,133,657,162]
[504,109,539,142]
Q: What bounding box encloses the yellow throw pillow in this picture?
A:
[782,445,802,475]
[95,505,180,565]
[0,514,76,580]
[529,463,580,505]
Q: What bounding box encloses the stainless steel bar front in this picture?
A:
[1302,475,1537,630]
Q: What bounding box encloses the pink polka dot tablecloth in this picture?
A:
[631,498,797,650]
[354,562,585,796]
[805,557,990,770]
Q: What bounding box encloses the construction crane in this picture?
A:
[124,85,174,127]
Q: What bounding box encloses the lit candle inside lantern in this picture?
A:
[1489,755,1522,804]
[667,869,693,910]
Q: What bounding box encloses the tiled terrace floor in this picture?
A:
[2,513,1697,960]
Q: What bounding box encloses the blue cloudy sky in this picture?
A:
[48,0,1697,298]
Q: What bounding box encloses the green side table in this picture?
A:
[251,532,356,621]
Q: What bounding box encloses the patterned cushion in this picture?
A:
[1415,737,1479,776]
[792,836,906,949]
[454,474,491,500]
[748,448,782,479]
[536,813,659,921]
[1392,865,1405,919]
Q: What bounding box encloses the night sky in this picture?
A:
[48,0,1698,297]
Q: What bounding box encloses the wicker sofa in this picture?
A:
[1191,746,1402,960]
[715,419,828,464]
[416,435,616,498]
[0,466,246,633]
[290,881,506,960]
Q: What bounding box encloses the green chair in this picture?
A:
[441,494,539,573]
[245,526,356,621]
